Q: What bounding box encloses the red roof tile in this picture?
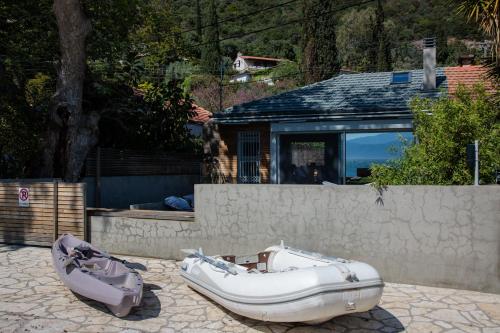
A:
[189,103,212,124]
[444,65,495,95]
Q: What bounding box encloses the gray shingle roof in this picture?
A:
[215,68,447,123]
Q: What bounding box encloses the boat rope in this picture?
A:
[182,249,238,275]
[281,244,359,282]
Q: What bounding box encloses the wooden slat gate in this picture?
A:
[0,181,87,246]
[85,148,202,176]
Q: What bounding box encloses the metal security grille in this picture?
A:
[237,132,261,184]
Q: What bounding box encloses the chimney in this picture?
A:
[423,37,436,90]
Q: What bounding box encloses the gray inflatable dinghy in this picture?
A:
[52,234,143,317]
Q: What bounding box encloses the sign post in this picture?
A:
[466,141,480,186]
[474,140,479,186]
[18,187,30,207]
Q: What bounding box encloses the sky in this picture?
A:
[346,133,384,141]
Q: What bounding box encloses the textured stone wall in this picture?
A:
[91,185,500,293]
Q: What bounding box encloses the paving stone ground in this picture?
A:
[0,245,499,333]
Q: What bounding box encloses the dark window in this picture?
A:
[279,134,340,184]
[391,72,411,84]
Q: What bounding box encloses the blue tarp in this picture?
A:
[164,195,194,211]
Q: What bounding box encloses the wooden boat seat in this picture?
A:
[221,251,271,272]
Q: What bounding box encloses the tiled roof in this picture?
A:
[215,65,494,124]
[444,65,495,95]
[216,68,447,123]
[164,100,212,124]
[189,103,212,124]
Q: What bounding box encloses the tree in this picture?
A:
[195,0,203,44]
[41,0,97,181]
[337,3,394,73]
[370,84,500,186]
[201,0,221,73]
[301,0,340,83]
[0,0,192,179]
[128,0,184,74]
[337,7,377,72]
[135,80,193,150]
[458,0,499,71]
[0,1,57,178]
[371,0,392,71]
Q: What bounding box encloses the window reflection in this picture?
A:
[346,132,413,184]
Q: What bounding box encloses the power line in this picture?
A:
[189,0,376,49]
[2,0,376,68]
[177,0,299,35]
[3,0,377,69]
[2,0,378,81]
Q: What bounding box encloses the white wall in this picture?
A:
[91,184,500,293]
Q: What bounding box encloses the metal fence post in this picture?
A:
[95,146,101,207]
[53,180,59,241]
[83,182,89,242]
[474,140,479,186]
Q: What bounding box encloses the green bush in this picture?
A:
[371,84,499,186]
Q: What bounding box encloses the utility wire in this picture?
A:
[2,0,376,68]
[2,0,377,81]
[177,0,299,35]
[189,0,376,49]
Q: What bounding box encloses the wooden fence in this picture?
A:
[0,181,86,246]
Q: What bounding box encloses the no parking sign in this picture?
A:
[18,187,30,207]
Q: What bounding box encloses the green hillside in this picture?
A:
[174,0,484,69]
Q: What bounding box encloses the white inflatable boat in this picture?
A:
[180,242,384,324]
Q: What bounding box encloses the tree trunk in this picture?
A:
[41,0,99,182]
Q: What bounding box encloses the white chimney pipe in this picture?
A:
[423,38,436,90]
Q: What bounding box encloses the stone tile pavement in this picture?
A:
[0,245,499,333]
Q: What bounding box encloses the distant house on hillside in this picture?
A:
[230,53,286,85]
[233,52,285,73]
[230,72,253,84]
[207,38,494,185]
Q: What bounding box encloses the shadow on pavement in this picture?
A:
[0,244,23,253]
[193,288,405,332]
[124,261,148,271]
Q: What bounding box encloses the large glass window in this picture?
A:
[346,132,413,184]
[279,134,340,184]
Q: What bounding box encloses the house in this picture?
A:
[233,52,285,73]
[230,53,286,85]
[228,72,275,86]
[229,72,253,83]
[206,38,493,184]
